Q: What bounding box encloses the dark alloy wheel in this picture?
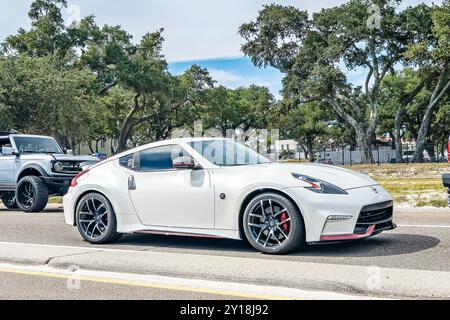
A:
[16,176,48,212]
[243,193,305,254]
[76,193,122,244]
[1,192,18,210]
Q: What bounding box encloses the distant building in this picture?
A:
[274,140,298,154]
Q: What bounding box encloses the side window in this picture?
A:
[119,154,134,169]
[139,145,187,171]
[0,138,12,155]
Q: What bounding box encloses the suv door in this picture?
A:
[0,138,16,190]
[127,144,214,229]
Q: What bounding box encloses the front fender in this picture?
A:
[17,164,49,181]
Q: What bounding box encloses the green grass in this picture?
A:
[48,196,63,204]
[376,177,448,207]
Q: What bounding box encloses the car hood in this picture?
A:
[226,163,378,190]
[52,154,99,163]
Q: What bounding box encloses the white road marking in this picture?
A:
[398,224,450,229]
[0,263,383,300]
[0,241,151,254]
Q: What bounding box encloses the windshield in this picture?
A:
[190,140,271,167]
[13,136,63,154]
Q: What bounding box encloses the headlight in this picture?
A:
[53,161,64,172]
[291,173,348,195]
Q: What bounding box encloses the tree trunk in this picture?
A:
[356,132,374,164]
[117,94,141,153]
[88,143,95,154]
[394,107,404,163]
[414,65,450,162]
[306,135,315,162]
[327,97,375,164]
[299,143,309,160]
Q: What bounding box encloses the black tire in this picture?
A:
[16,176,49,213]
[243,192,305,255]
[76,193,122,244]
[1,192,18,210]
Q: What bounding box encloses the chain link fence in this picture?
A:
[313,143,448,165]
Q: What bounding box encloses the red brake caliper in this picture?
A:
[281,212,290,235]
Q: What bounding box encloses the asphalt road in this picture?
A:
[0,205,449,271]
[0,204,450,299]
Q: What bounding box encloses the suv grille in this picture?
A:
[59,161,83,173]
[354,201,394,234]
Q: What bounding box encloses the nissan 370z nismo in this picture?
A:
[64,138,396,254]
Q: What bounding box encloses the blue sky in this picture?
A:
[0,0,440,98]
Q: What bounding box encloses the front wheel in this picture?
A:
[243,193,305,254]
[16,176,49,212]
[1,192,18,210]
[76,193,122,244]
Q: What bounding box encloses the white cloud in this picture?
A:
[208,69,244,86]
[0,0,439,62]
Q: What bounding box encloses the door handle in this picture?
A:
[128,175,136,190]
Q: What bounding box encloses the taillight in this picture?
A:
[447,135,450,163]
[71,169,90,187]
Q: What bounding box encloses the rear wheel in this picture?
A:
[16,176,48,212]
[76,193,122,244]
[243,193,305,254]
[1,192,18,210]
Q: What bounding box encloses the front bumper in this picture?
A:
[42,175,74,187]
[284,185,395,243]
[42,175,75,195]
[320,206,397,242]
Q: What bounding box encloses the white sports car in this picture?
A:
[64,138,396,254]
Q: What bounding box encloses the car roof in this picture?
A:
[90,137,232,170]
[9,134,55,139]
[124,137,232,155]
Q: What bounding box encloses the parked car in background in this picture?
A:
[0,133,99,212]
[443,173,450,207]
[92,153,108,161]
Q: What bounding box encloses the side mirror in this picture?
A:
[2,147,15,156]
[66,149,74,156]
[173,156,201,170]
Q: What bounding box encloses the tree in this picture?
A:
[406,0,450,161]
[240,1,430,163]
[0,54,99,149]
[200,85,274,136]
[2,0,97,59]
[272,101,329,161]
[379,68,432,161]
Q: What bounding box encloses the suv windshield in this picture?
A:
[190,140,271,167]
[13,136,63,154]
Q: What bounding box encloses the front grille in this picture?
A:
[354,201,394,234]
[55,161,83,173]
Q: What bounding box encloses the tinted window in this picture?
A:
[119,154,134,169]
[190,140,270,167]
[139,145,187,171]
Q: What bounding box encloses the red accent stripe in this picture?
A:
[135,230,224,239]
[320,224,376,241]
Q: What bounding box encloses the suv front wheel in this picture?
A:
[16,176,49,213]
